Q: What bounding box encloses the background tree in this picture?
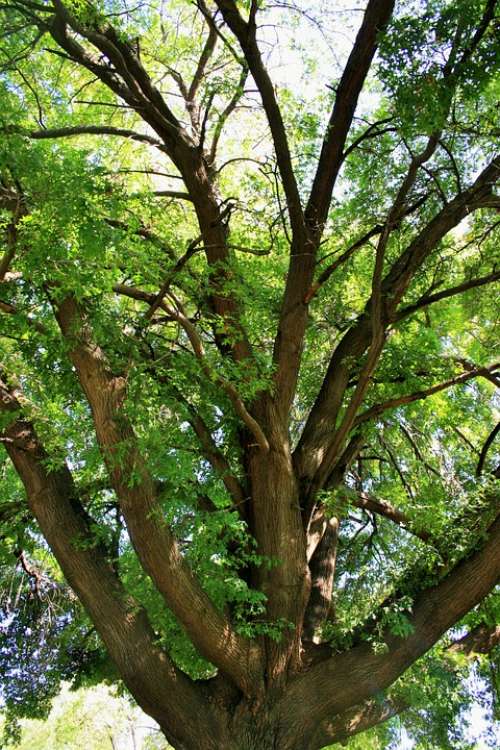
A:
[0,1,499,748]
[0,683,171,749]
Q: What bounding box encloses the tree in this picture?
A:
[1,683,165,750]
[0,0,499,748]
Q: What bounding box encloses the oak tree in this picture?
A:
[0,1,499,748]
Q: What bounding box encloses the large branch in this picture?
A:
[0,378,215,749]
[45,1,253,364]
[295,155,500,483]
[311,133,447,494]
[380,156,499,308]
[212,1,319,418]
[449,623,500,656]
[301,475,437,648]
[353,0,498,325]
[268,0,395,418]
[49,0,191,148]
[311,698,403,749]
[277,514,500,749]
[351,491,432,544]
[310,621,500,747]
[0,182,24,281]
[301,439,366,644]
[363,0,498,288]
[303,516,340,643]
[18,0,250,388]
[53,296,262,696]
[304,152,499,495]
[297,118,499,499]
[305,0,395,238]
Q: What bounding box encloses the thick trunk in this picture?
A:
[162,704,307,750]
[247,404,310,682]
[228,713,284,750]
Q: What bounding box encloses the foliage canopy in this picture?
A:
[0,1,499,749]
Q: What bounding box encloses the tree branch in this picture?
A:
[152,189,193,201]
[32,0,254,369]
[0,376,214,747]
[304,224,383,304]
[0,179,25,280]
[49,0,190,147]
[165,382,248,514]
[476,421,500,477]
[305,0,395,239]
[354,364,500,426]
[213,0,304,241]
[7,124,168,150]
[141,236,204,321]
[341,117,395,162]
[295,155,500,483]
[311,620,500,747]
[46,1,254,367]
[208,63,248,166]
[113,283,270,452]
[278,514,500,748]
[303,516,340,643]
[0,297,47,334]
[268,0,396,419]
[188,22,217,103]
[104,218,177,261]
[54,295,263,696]
[449,623,500,656]
[381,156,499,309]
[395,269,500,322]
[351,491,432,544]
[311,697,404,749]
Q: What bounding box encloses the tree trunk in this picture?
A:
[229,715,282,750]
[164,703,304,750]
[247,439,310,681]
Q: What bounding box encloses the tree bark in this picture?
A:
[53,296,263,697]
[246,412,310,681]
